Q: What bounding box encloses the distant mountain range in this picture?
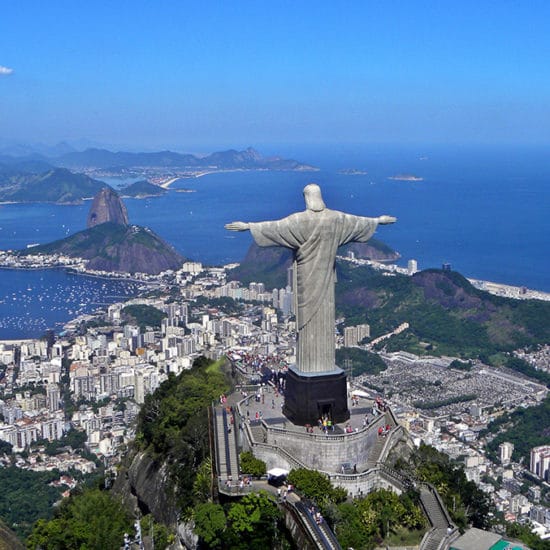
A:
[54,146,317,171]
[0,146,316,204]
[0,167,106,204]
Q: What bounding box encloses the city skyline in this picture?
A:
[1,1,550,151]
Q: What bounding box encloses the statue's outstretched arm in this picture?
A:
[377,215,397,225]
[225,221,250,231]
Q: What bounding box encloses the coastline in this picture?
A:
[1,255,549,342]
[3,252,548,299]
[157,166,320,188]
[0,264,160,286]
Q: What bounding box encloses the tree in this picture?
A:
[0,439,13,455]
[193,502,226,549]
[334,489,426,549]
[121,304,166,330]
[225,491,281,550]
[193,458,213,504]
[335,501,375,550]
[506,521,550,550]
[396,444,493,530]
[239,451,266,478]
[26,489,132,550]
[287,468,346,513]
[0,467,62,539]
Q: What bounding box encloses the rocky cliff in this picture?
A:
[87,186,129,227]
[24,188,184,274]
[113,450,179,527]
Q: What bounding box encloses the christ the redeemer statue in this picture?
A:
[225,183,395,425]
[226,184,396,424]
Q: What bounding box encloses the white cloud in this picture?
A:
[0,66,14,75]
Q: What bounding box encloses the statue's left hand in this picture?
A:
[225,221,250,231]
[378,215,397,224]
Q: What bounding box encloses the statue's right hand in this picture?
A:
[225,221,250,231]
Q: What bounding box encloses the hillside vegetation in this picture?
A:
[22,222,184,274]
[484,395,550,464]
[134,356,231,508]
[336,264,550,360]
[120,179,166,197]
[121,304,167,329]
[0,518,23,550]
[0,168,106,204]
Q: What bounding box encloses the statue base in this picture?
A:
[283,366,350,426]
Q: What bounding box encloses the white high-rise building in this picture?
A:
[530,446,550,480]
[343,324,370,347]
[134,372,145,405]
[499,441,514,465]
[46,384,61,412]
[408,259,418,275]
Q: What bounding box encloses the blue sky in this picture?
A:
[1,1,549,151]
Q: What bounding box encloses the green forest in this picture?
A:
[335,263,550,360]
[393,444,493,531]
[0,468,63,540]
[335,347,387,376]
[121,304,167,330]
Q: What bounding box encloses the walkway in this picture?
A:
[419,483,456,550]
[212,403,240,486]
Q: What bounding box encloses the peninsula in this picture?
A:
[20,188,184,275]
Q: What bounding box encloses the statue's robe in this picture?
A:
[249,209,378,374]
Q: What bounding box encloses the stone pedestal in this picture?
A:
[283,366,349,426]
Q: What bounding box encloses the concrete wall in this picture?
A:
[248,438,406,499]
[264,413,388,471]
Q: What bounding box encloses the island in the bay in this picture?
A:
[338,168,368,175]
[388,173,424,181]
[20,187,184,274]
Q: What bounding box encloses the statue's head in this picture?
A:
[303,183,326,212]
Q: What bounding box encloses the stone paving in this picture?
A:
[230,382,382,435]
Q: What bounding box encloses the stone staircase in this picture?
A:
[365,414,396,469]
[292,500,342,550]
[225,409,239,478]
[419,485,452,550]
[248,421,266,444]
[213,407,240,481]
[365,436,387,469]
[213,408,228,478]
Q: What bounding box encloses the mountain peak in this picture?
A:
[87,187,129,228]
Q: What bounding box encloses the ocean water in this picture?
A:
[0,143,548,338]
[0,269,141,340]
